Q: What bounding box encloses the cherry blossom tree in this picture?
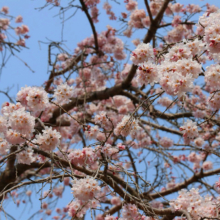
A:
[2,0,220,219]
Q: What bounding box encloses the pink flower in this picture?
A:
[194,137,204,147]
[35,127,61,152]
[202,161,213,170]
[1,6,9,14]
[0,116,7,133]
[159,137,173,148]
[188,152,202,163]
[111,196,121,206]
[53,83,74,104]
[142,16,150,27]
[96,214,104,220]
[137,62,158,86]
[125,0,137,11]
[129,9,146,29]
[205,64,220,92]
[209,92,220,110]
[0,18,9,30]
[117,143,126,151]
[15,25,29,35]
[84,0,100,7]
[17,148,35,165]
[123,27,132,38]
[15,15,23,23]
[71,177,100,201]
[167,180,176,189]
[17,86,49,111]
[172,15,181,27]
[0,138,9,155]
[132,38,140,46]
[45,209,52,215]
[180,120,199,140]
[186,4,201,13]
[57,53,68,61]
[53,185,64,198]
[17,39,25,47]
[114,115,140,137]
[121,12,127,19]
[122,204,139,219]
[171,3,183,13]
[6,129,27,145]
[215,178,220,189]
[26,190,32,196]
[158,97,173,108]
[130,43,154,65]
[42,202,48,209]
[9,108,35,135]
[150,1,163,16]
[64,177,70,186]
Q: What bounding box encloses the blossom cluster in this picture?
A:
[0,105,35,145]
[130,43,154,65]
[130,41,202,97]
[17,147,35,165]
[180,120,199,143]
[95,143,125,160]
[94,111,113,130]
[68,147,98,168]
[199,9,220,53]
[170,188,219,219]
[0,6,29,50]
[76,27,126,61]
[103,2,116,20]
[53,83,74,104]
[17,86,49,112]
[114,115,141,137]
[68,199,100,218]
[159,137,173,148]
[34,127,61,152]
[71,177,101,201]
[205,64,220,91]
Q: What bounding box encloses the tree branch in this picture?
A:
[79,0,100,54]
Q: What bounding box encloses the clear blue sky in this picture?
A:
[1,0,220,219]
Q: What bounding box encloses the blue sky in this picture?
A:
[1,0,220,219]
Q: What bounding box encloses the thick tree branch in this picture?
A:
[79,0,100,54]
[144,0,153,23]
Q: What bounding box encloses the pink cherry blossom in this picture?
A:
[71,176,101,201]
[130,43,154,65]
[35,127,61,152]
